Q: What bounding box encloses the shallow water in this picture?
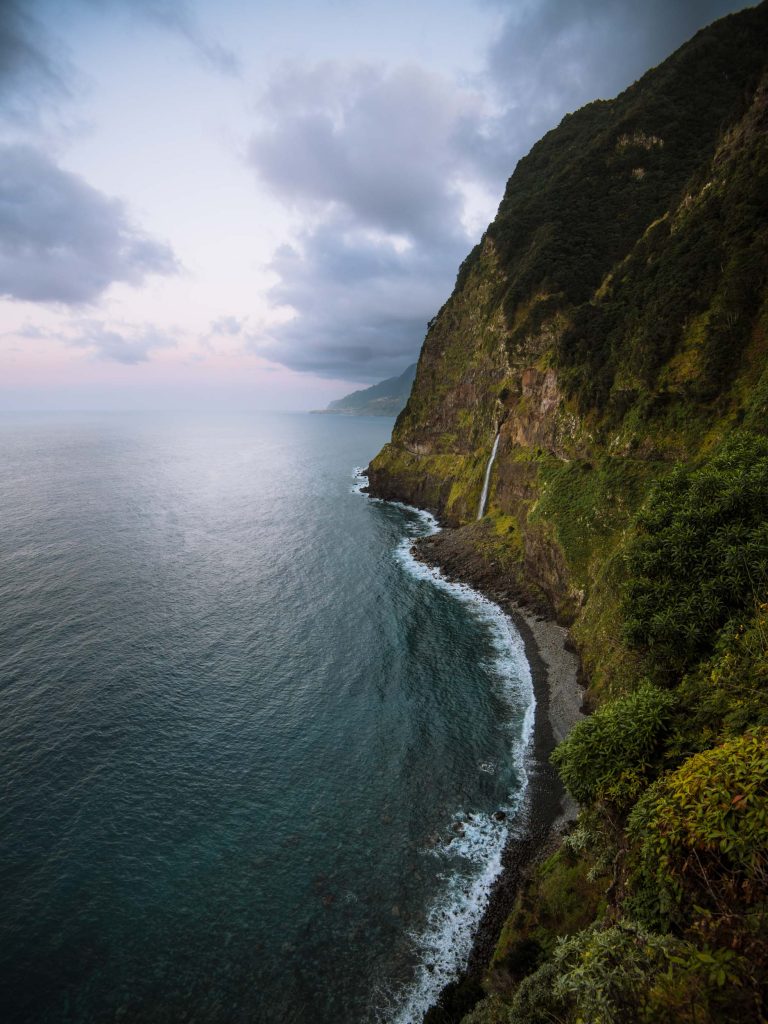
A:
[0,411,532,1024]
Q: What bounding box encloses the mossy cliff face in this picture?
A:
[369,0,768,663]
[367,236,510,520]
[369,5,768,1021]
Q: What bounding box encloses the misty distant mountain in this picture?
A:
[312,363,417,416]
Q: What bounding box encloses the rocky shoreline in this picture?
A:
[410,529,584,1023]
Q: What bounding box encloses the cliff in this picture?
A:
[311,363,417,416]
[368,4,768,1021]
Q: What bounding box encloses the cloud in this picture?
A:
[13,323,48,340]
[249,62,490,380]
[260,215,467,380]
[68,320,177,363]
[251,62,484,245]
[0,0,238,132]
[209,315,247,336]
[0,144,179,305]
[109,0,240,76]
[0,0,73,127]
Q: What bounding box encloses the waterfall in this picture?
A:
[476,433,500,520]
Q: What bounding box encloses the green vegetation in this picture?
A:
[532,456,657,586]
[551,683,676,807]
[459,431,768,1022]
[487,4,768,372]
[629,729,768,935]
[623,433,768,677]
[478,431,768,1023]
[320,362,416,416]
[507,921,762,1024]
[493,848,607,970]
[671,601,768,752]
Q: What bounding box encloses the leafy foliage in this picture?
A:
[532,455,658,586]
[669,601,768,756]
[622,432,768,676]
[505,922,760,1024]
[459,995,510,1024]
[558,112,768,415]
[369,10,768,1022]
[551,922,677,1024]
[489,846,607,1003]
[506,959,565,1024]
[551,683,676,806]
[628,729,768,933]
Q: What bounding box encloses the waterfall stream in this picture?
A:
[476,432,500,520]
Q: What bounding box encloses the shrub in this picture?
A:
[507,922,760,1024]
[649,945,760,1024]
[460,995,510,1024]
[551,683,676,807]
[628,728,768,933]
[507,959,566,1024]
[668,601,768,756]
[622,432,768,676]
[552,922,676,1024]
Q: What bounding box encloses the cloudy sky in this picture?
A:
[0,0,748,410]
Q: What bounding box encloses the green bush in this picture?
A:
[669,601,768,756]
[460,995,510,1024]
[622,432,768,676]
[551,683,676,807]
[628,728,768,931]
[558,923,757,1024]
[648,944,759,1024]
[501,920,760,1024]
[552,922,676,1024]
[507,959,566,1024]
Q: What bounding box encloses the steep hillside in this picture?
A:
[368,4,768,1021]
[313,363,417,416]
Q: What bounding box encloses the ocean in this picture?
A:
[0,411,533,1024]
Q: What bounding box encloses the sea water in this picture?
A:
[0,412,532,1024]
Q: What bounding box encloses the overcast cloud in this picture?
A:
[249,62,486,380]
[95,0,241,76]
[0,0,229,310]
[0,0,238,127]
[0,0,72,130]
[0,144,179,305]
[261,214,467,379]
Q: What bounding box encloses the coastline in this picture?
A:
[409,529,584,1023]
[358,471,584,1022]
